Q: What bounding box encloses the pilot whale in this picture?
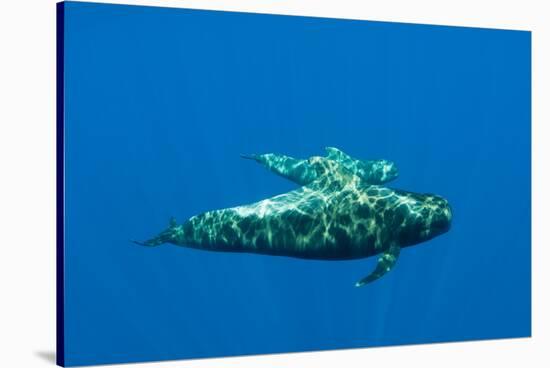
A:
[137,156,452,286]
[241,147,398,186]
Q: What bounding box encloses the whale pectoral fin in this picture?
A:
[355,244,401,287]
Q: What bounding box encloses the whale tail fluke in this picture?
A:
[240,153,261,161]
[133,217,179,247]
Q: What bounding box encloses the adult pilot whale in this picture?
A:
[136,157,452,286]
[241,147,398,186]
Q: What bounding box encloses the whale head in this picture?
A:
[395,192,452,247]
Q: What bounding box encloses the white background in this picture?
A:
[0,0,547,367]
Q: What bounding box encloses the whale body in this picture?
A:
[137,156,452,286]
[241,147,398,186]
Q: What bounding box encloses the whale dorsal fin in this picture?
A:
[325,147,353,162]
[355,244,401,287]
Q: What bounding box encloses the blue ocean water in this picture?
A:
[62,2,531,366]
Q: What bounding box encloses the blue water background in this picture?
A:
[63,2,531,366]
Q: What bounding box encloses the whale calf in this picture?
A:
[241,147,398,186]
[137,156,451,286]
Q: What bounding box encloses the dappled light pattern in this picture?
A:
[138,155,451,286]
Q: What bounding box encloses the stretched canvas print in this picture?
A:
[56,1,531,366]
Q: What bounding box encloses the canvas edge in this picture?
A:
[51,2,533,366]
[61,0,531,33]
[56,1,66,367]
